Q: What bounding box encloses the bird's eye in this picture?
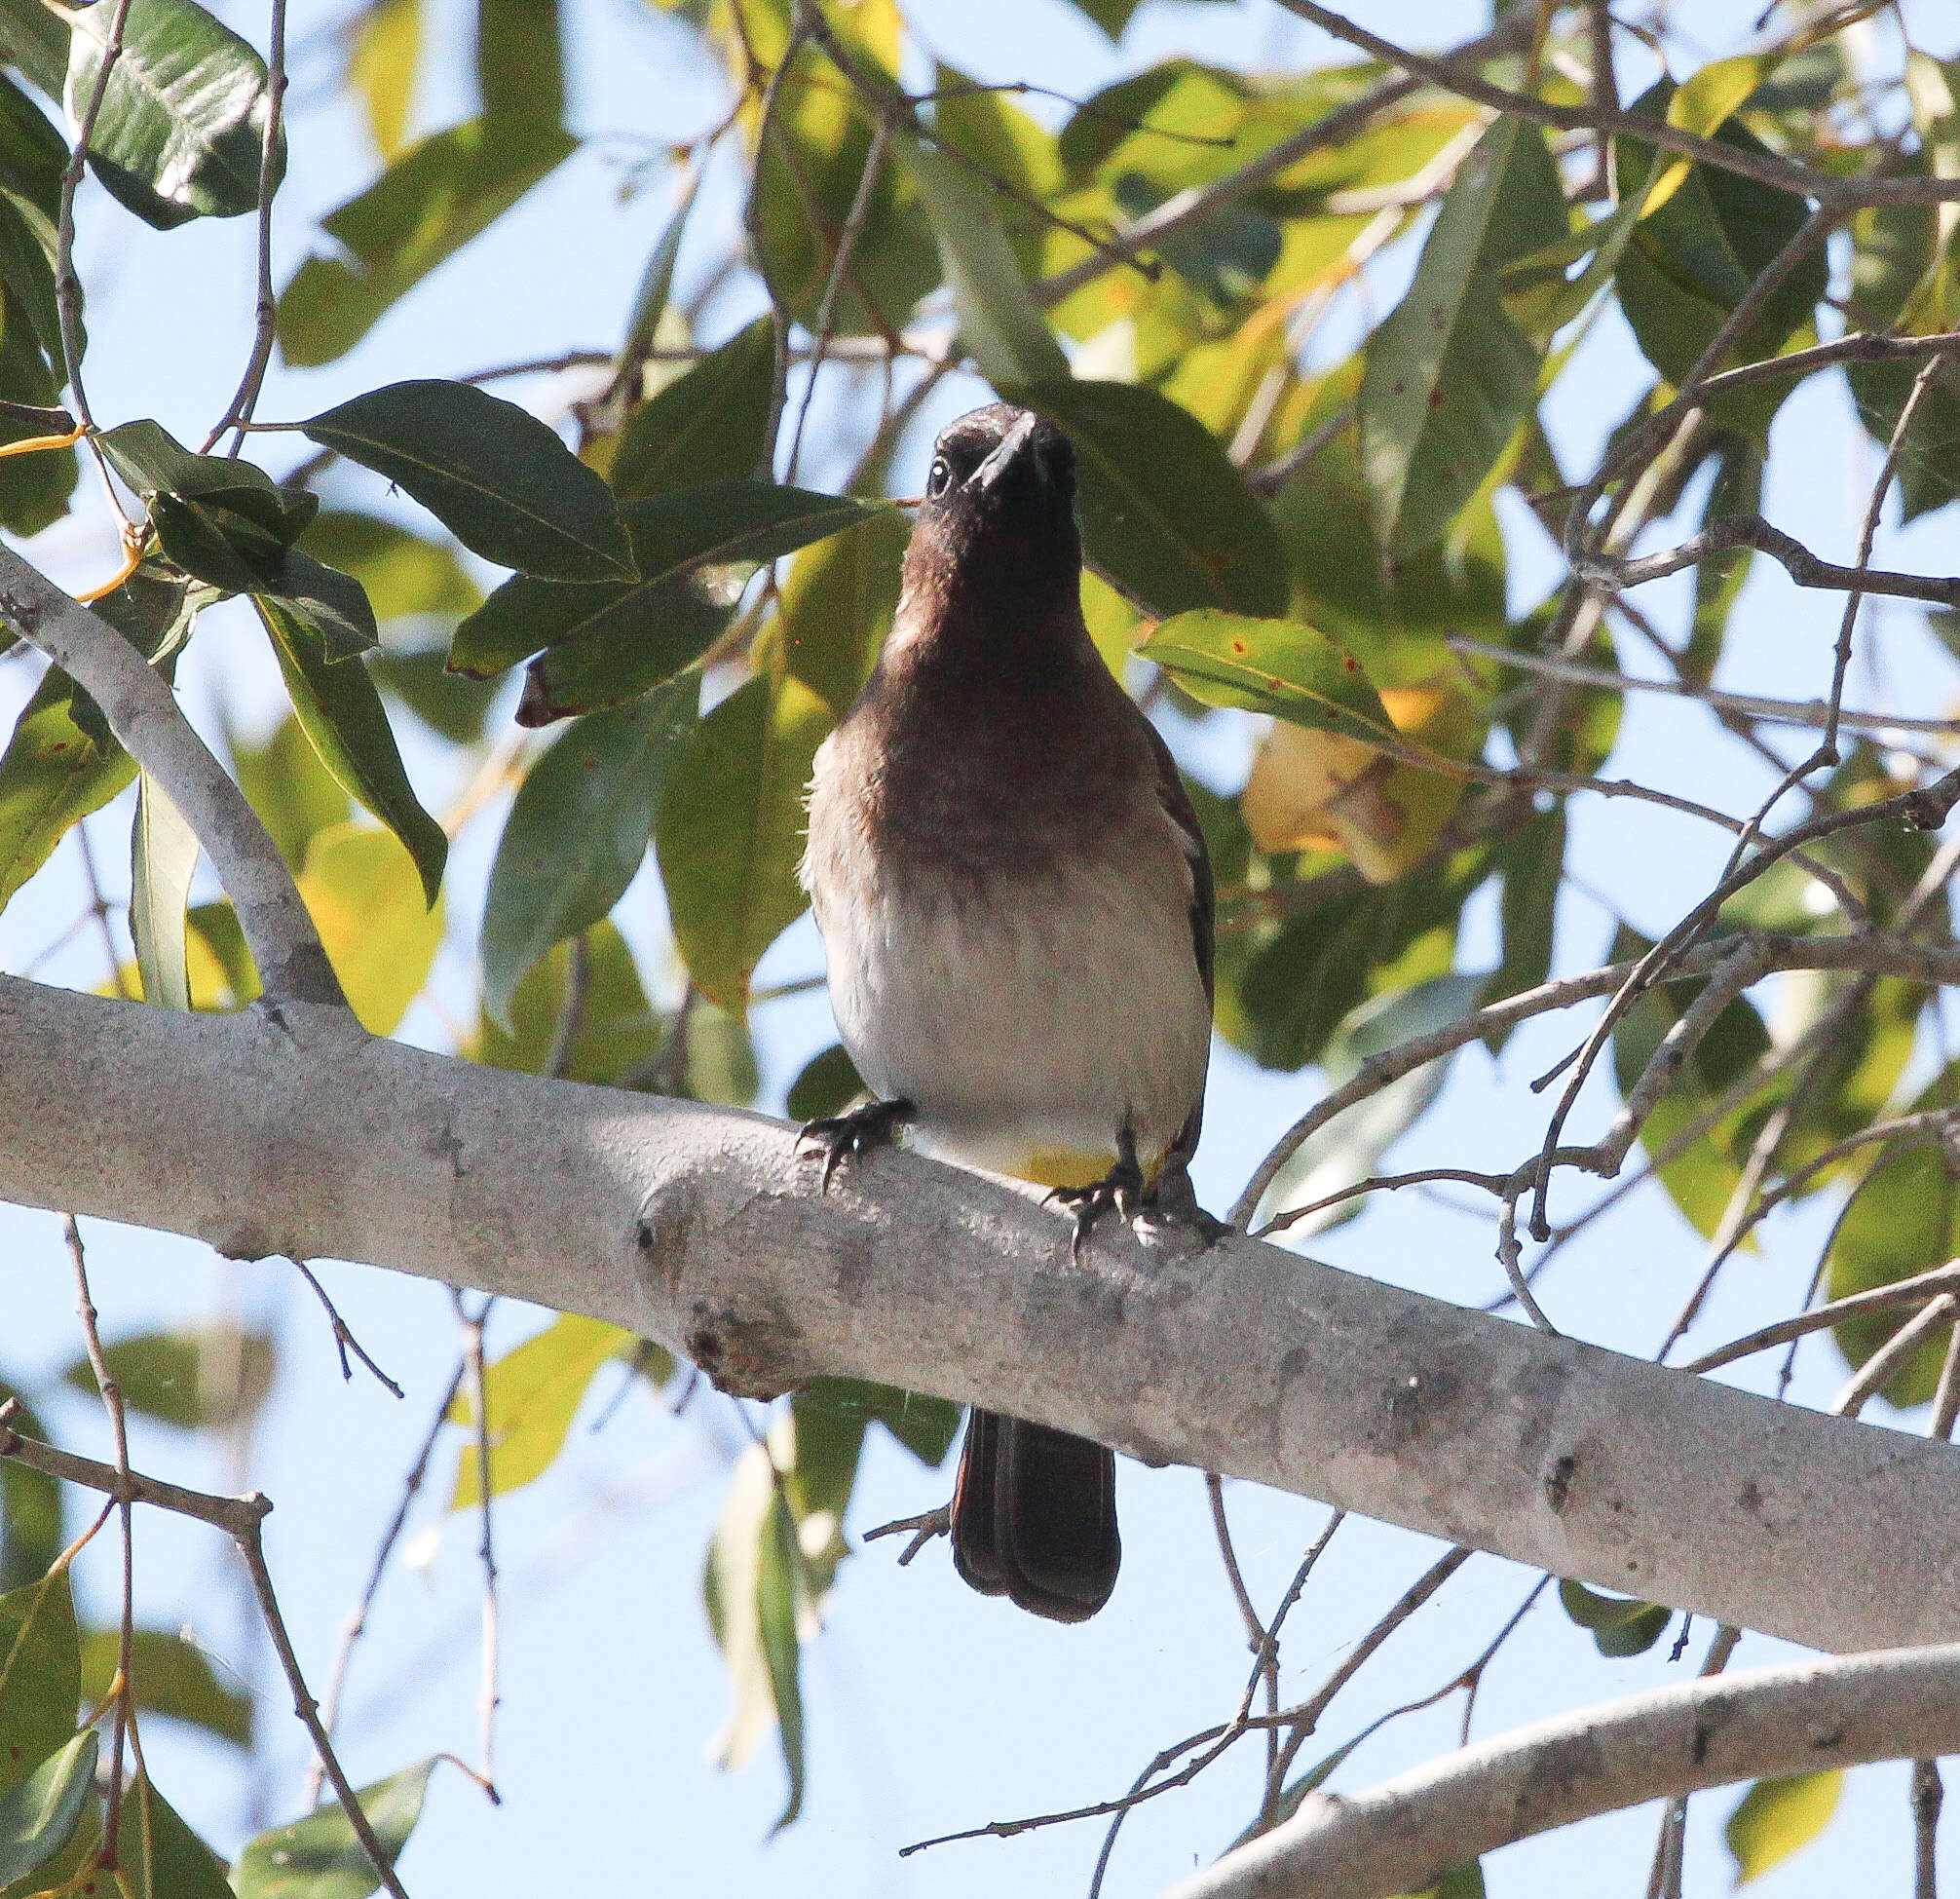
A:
[925,457,952,498]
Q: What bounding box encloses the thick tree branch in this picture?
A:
[1166,1641,1960,1899]
[0,548,343,1006]
[9,974,1960,1657]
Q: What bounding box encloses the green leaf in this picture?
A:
[898,132,1068,386]
[1003,376,1288,618]
[1612,80,1828,392]
[1490,805,1564,1041]
[0,1568,79,1798]
[1827,1135,1960,1408]
[1557,1578,1670,1657]
[0,316,78,536]
[115,1773,232,1899]
[476,0,560,130]
[346,0,419,160]
[230,712,351,873]
[785,1043,861,1122]
[232,1758,433,1899]
[255,596,447,904]
[800,1377,958,1472]
[760,508,906,722]
[613,171,699,380]
[1389,1866,1485,1899]
[0,1731,93,1886]
[65,0,284,229]
[0,185,61,360]
[471,920,663,1085]
[1357,116,1566,555]
[0,6,70,99]
[299,513,478,624]
[295,379,633,584]
[0,662,135,918]
[276,116,576,364]
[1139,610,1395,742]
[60,1327,275,1429]
[447,1314,633,1508]
[480,681,695,1029]
[613,319,775,502]
[80,1627,251,1746]
[295,823,444,1035]
[1685,430,1763,681]
[758,1490,807,1833]
[130,773,198,1010]
[368,643,498,744]
[1725,1772,1842,1885]
[0,1383,60,1595]
[460,485,883,723]
[654,673,831,1015]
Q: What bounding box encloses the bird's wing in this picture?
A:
[1142,717,1214,1007]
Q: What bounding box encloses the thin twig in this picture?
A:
[1828,1295,1957,1419]
[452,1291,503,1804]
[292,1260,405,1397]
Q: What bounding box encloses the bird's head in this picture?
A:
[904,403,1081,610]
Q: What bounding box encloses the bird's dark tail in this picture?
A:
[950,1409,1119,1622]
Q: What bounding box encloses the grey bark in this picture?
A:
[5,971,1960,1657]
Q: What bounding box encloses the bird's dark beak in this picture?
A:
[970,411,1042,495]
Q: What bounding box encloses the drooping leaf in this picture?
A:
[255,596,447,904]
[0,1568,79,1798]
[1725,1772,1842,1885]
[612,171,699,383]
[480,680,695,1029]
[0,662,135,918]
[1489,803,1564,1046]
[899,132,1068,386]
[611,317,775,501]
[294,823,445,1035]
[654,673,831,1014]
[129,773,198,1010]
[1004,376,1288,617]
[79,1626,251,1746]
[757,1489,807,1833]
[60,1327,275,1429]
[1557,1578,1670,1658]
[471,921,666,1087]
[0,1731,94,1887]
[446,1314,636,1508]
[232,1758,433,1899]
[65,0,284,229]
[1356,115,1567,556]
[295,380,634,584]
[1139,610,1394,743]
[278,116,576,364]
[347,0,420,159]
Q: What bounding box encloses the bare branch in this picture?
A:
[0,546,345,1006]
[1682,1258,1960,1376]
[1165,1641,1960,1899]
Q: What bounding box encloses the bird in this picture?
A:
[799,401,1215,1623]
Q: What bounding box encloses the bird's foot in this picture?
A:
[800,1095,915,1193]
[862,1503,951,1565]
[1048,1125,1146,1260]
[1141,1156,1231,1246]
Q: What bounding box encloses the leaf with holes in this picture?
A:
[1139,610,1394,744]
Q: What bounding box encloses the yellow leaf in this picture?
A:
[1644,56,1766,216]
[1726,1771,1842,1885]
[297,823,444,1034]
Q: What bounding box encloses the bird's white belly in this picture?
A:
[813,866,1212,1182]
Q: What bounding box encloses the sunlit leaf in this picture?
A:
[1725,1772,1842,1885]
[1139,610,1394,743]
[296,379,633,584]
[66,0,284,229]
[756,507,906,720]
[1004,376,1287,617]
[654,672,831,1014]
[80,1626,251,1746]
[447,1313,637,1508]
[129,773,198,1010]
[230,712,351,874]
[295,823,444,1035]
[0,1731,93,1886]
[347,0,419,159]
[480,680,695,1029]
[0,663,134,919]
[277,117,577,365]
[232,1758,433,1899]
[256,597,447,904]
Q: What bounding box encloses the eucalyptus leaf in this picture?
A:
[232,1759,433,1899]
[1138,610,1395,743]
[611,317,774,500]
[1725,1772,1842,1885]
[79,1627,252,1746]
[0,1731,94,1887]
[130,772,198,1010]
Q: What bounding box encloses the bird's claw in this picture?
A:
[862,1503,951,1565]
[800,1095,915,1193]
[1048,1126,1147,1260]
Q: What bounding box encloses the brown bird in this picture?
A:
[799,402,1215,1622]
